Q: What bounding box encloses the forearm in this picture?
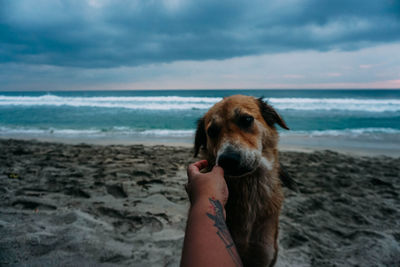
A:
[181,197,242,267]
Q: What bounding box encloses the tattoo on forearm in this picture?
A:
[206,198,243,267]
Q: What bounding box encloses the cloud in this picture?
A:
[1,0,400,68]
[326,73,342,77]
[359,64,373,69]
[283,74,305,79]
[2,42,399,91]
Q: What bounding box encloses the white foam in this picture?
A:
[268,98,400,112]
[138,129,194,136]
[1,95,399,112]
[0,95,221,110]
[280,127,400,137]
[0,126,194,138]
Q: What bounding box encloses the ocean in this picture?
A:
[1,90,400,154]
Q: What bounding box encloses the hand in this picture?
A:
[186,160,228,207]
[182,161,242,267]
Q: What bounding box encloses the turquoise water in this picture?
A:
[1,90,400,146]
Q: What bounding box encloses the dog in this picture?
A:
[194,95,296,267]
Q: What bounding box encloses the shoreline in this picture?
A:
[1,135,399,158]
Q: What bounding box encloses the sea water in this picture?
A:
[1,90,399,153]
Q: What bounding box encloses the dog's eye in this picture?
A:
[207,124,220,138]
[239,115,254,128]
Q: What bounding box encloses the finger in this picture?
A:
[192,160,208,170]
[187,160,208,178]
[187,163,199,178]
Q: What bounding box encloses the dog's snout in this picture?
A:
[218,151,241,171]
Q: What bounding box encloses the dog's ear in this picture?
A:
[194,117,207,157]
[257,97,289,130]
[279,163,298,192]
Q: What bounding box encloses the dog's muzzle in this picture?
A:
[217,145,258,177]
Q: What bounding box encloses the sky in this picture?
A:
[1,0,400,91]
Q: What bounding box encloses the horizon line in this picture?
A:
[1,88,400,92]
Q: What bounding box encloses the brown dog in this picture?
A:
[194,95,293,267]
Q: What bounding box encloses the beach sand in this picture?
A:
[0,139,399,266]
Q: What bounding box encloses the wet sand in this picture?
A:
[0,139,399,266]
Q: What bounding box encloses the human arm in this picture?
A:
[180,160,243,267]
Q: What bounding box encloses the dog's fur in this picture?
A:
[194,95,290,267]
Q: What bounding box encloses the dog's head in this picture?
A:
[194,95,289,177]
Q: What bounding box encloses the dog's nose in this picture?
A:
[218,151,241,172]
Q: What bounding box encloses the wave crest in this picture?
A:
[0,95,400,112]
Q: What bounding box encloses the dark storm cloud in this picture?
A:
[1,0,399,68]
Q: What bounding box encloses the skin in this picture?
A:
[181,160,243,267]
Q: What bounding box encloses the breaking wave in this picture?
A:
[1,95,400,112]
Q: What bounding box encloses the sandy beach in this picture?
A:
[0,138,399,266]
